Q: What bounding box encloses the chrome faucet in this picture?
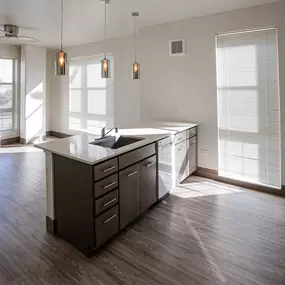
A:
[101,127,118,138]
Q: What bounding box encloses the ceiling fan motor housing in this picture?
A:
[4,24,19,37]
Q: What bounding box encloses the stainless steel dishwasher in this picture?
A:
[158,136,173,199]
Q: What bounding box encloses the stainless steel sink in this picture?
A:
[89,136,144,149]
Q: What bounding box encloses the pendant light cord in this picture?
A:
[104,0,107,58]
[134,15,137,61]
[61,0,63,51]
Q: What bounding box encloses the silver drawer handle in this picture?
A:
[103,166,116,173]
[104,214,117,224]
[127,170,138,177]
[104,198,117,207]
[103,181,117,189]
[145,162,156,168]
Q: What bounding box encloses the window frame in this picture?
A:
[69,55,114,133]
[0,58,17,132]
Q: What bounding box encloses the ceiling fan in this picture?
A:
[0,24,38,42]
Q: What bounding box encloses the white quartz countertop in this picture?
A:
[35,124,197,165]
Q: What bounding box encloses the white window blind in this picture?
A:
[69,55,114,134]
[216,28,281,188]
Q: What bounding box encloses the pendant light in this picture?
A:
[132,12,140,80]
[56,0,67,76]
[101,0,110,78]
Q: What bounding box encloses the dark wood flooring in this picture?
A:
[1,149,285,284]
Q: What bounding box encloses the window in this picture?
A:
[0,59,17,132]
[216,28,281,188]
[69,55,114,133]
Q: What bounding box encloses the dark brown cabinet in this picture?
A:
[119,163,141,229]
[140,155,157,213]
[95,189,119,216]
[52,142,160,256]
[95,205,119,247]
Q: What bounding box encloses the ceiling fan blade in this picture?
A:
[17,36,38,42]
[17,25,41,32]
[0,36,19,41]
[0,35,38,42]
[0,24,41,32]
[0,29,13,36]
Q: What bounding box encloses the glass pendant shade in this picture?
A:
[132,12,140,80]
[56,51,67,75]
[56,0,67,76]
[132,61,140,80]
[101,57,110,78]
[101,0,110,79]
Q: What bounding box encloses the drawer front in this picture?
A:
[187,127,197,139]
[119,144,156,170]
[94,173,118,198]
[189,136,197,146]
[174,131,186,145]
[94,158,118,181]
[95,189,119,216]
[95,205,119,248]
[158,136,172,147]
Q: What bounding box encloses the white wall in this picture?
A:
[20,45,47,142]
[0,43,21,140]
[49,35,141,135]
[139,1,285,183]
[0,44,20,59]
[49,1,285,183]
[46,51,53,132]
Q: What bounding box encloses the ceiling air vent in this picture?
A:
[169,39,185,56]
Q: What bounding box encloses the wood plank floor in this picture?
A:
[1,149,285,284]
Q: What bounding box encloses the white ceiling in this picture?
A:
[0,0,281,48]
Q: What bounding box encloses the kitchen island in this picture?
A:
[36,125,197,256]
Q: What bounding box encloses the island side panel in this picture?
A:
[53,154,94,256]
[45,151,56,234]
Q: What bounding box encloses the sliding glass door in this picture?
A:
[216,28,281,188]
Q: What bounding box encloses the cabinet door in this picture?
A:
[175,140,187,185]
[188,137,197,175]
[119,164,140,229]
[140,155,157,213]
[182,140,190,181]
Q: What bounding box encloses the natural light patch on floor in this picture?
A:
[0,136,58,154]
[171,179,244,198]
[0,146,43,153]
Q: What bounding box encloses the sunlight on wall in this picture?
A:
[25,82,44,140]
